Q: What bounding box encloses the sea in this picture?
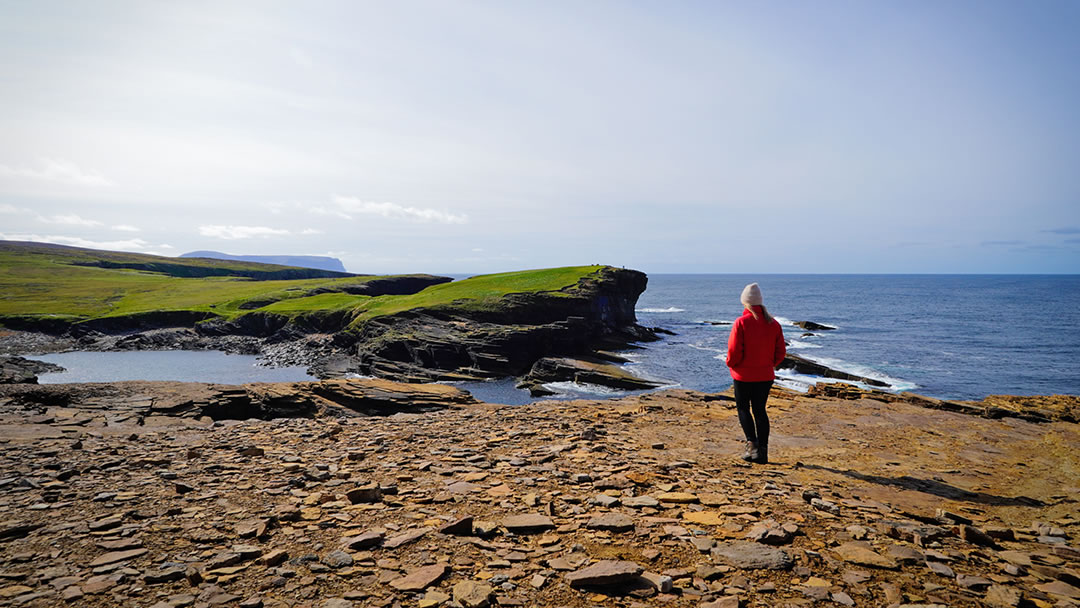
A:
[28,275,1080,404]
[625,274,1080,401]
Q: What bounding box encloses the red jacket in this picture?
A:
[726,306,786,382]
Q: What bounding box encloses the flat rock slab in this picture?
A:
[587,513,634,532]
[566,560,644,587]
[389,564,449,591]
[453,580,494,608]
[438,516,474,536]
[711,542,793,570]
[383,529,428,549]
[657,492,698,504]
[502,514,554,533]
[343,531,384,550]
[833,543,898,570]
[683,511,725,526]
[90,548,148,567]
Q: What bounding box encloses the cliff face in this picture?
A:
[336,267,656,382]
[3,260,657,388]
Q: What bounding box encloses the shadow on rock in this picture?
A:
[799,463,1045,507]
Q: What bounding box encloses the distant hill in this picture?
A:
[181,251,347,273]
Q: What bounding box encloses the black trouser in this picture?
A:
[734,379,772,445]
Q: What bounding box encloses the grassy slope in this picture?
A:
[0,242,604,329]
[344,265,602,328]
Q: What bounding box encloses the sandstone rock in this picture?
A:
[419,590,451,607]
[453,580,493,608]
[389,564,449,592]
[745,520,795,545]
[322,550,353,569]
[641,571,673,593]
[657,492,698,504]
[438,516,473,536]
[502,514,554,533]
[343,531,384,550]
[833,543,898,569]
[927,561,955,577]
[710,542,793,570]
[700,596,740,608]
[622,496,659,509]
[259,549,288,567]
[0,521,43,540]
[566,560,644,587]
[383,528,427,549]
[960,524,998,547]
[983,584,1022,607]
[586,513,634,533]
[683,511,725,526]
[345,484,381,504]
[89,548,147,567]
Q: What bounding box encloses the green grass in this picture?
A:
[0,242,606,330]
[345,265,604,327]
[258,292,371,314]
[0,242,372,321]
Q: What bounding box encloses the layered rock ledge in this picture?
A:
[0,381,1077,607]
[1,265,663,392]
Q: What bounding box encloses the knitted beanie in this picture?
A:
[740,283,763,307]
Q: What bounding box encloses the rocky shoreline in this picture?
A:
[0,379,1077,608]
[0,267,670,393]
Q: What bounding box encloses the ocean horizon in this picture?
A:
[626,273,1080,401]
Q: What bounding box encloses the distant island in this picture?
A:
[180,250,348,273]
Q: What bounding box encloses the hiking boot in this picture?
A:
[741,441,758,462]
[754,442,769,464]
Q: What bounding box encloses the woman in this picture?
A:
[726,283,786,464]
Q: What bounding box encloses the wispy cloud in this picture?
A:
[1043,227,1080,235]
[980,240,1026,247]
[0,203,30,214]
[0,159,112,187]
[199,225,290,239]
[333,196,467,224]
[301,228,323,235]
[308,205,353,220]
[38,213,103,227]
[112,224,141,232]
[0,233,154,252]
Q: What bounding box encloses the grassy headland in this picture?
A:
[0,241,606,333]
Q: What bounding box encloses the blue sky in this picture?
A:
[1,1,1078,273]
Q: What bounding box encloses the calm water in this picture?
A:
[629,274,1080,400]
[33,350,315,384]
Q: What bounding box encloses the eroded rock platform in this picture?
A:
[0,384,1077,608]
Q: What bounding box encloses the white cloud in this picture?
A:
[307,205,353,220]
[0,203,30,214]
[38,213,104,227]
[0,159,112,187]
[112,224,141,232]
[198,225,291,239]
[0,233,153,252]
[301,228,323,235]
[333,196,468,224]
